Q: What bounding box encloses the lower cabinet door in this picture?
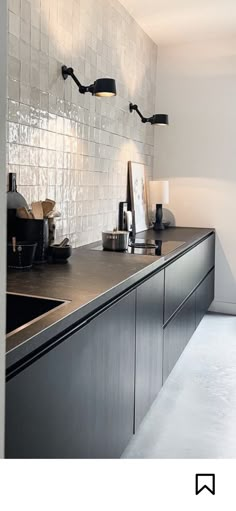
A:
[135,271,164,430]
[6,291,136,459]
[196,269,215,327]
[163,293,196,383]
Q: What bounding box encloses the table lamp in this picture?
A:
[149,180,169,231]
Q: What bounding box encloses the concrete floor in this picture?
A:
[123,313,236,459]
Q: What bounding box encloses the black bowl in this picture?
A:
[48,244,72,263]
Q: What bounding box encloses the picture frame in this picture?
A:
[128,161,150,234]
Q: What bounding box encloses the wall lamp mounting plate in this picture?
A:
[129,102,168,126]
[62,65,117,97]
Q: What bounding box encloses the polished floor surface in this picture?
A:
[123,313,236,459]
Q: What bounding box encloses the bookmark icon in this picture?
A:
[195,474,215,495]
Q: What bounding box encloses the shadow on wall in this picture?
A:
[154,37,236,312]
[156,100,236,183]
[155,37,236,184]
[156,206,235,311]
[212,240,236,312]
[158,177,236,311]
[163,208,176,226]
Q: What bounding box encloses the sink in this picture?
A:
[6,292,66,336]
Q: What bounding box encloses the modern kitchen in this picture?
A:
[1,0,236,479]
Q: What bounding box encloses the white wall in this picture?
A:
[155,37,236,314]
[0,0,7,457]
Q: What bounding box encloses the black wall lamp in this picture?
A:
[129,103,168,125]
[62,65,117,97]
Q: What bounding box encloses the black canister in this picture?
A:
[7,173,28,241]
[16,219,49,263]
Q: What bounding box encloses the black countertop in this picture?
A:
[6,227,214,371]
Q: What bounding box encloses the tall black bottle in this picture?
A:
[7,173,28,241]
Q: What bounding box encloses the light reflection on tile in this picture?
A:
[7,0,156,246]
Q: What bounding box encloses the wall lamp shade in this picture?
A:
[129,103,168,126]
[150,114,169,125]
[149,180,169,231]
[93,78,117,97]
[62,66,117,97]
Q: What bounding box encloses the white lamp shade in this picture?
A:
[149,180,169,206]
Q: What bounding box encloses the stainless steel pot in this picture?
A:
[102,231,129,252]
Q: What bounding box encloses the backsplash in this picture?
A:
[7,0,157,246]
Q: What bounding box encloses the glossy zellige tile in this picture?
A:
[7,0,157,247]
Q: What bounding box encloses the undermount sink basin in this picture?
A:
[6,292,66,336]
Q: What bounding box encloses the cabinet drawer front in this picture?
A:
[135,271,164,431]
[163,293,196,383]
[164,234,215,323]
[196,268,215,327]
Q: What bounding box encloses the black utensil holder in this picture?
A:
[16,219,49,263]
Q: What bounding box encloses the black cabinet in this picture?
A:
[5,291,136,459]
[164,234,215,323]
[196,269,215,327]
[163,293,196,383]
[135,271,164,430]
[5,232,216,459]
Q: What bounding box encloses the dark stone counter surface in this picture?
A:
[6,227,214,370]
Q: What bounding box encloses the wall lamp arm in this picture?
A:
[129,102,169,126]
[62,66,93,94]
[62,65,117,97]
[129,103,148,123]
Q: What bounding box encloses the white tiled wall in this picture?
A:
[7,0,157,246]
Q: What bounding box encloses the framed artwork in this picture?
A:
[128,161,150,234]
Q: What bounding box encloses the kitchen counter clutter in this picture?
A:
[6,226,215,458]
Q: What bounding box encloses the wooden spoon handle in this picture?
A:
[12,237,16,253]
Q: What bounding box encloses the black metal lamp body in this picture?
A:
[154,204,165,231]
[129,103,168,126]
[149,180,169,231]
[62,66,116,97]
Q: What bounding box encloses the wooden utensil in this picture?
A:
[17,207,32,219]
[31,201,44,220]
[42,201,54,218]
[46,210,61,218]
[45,198,56,209]
[12,237,16,253]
